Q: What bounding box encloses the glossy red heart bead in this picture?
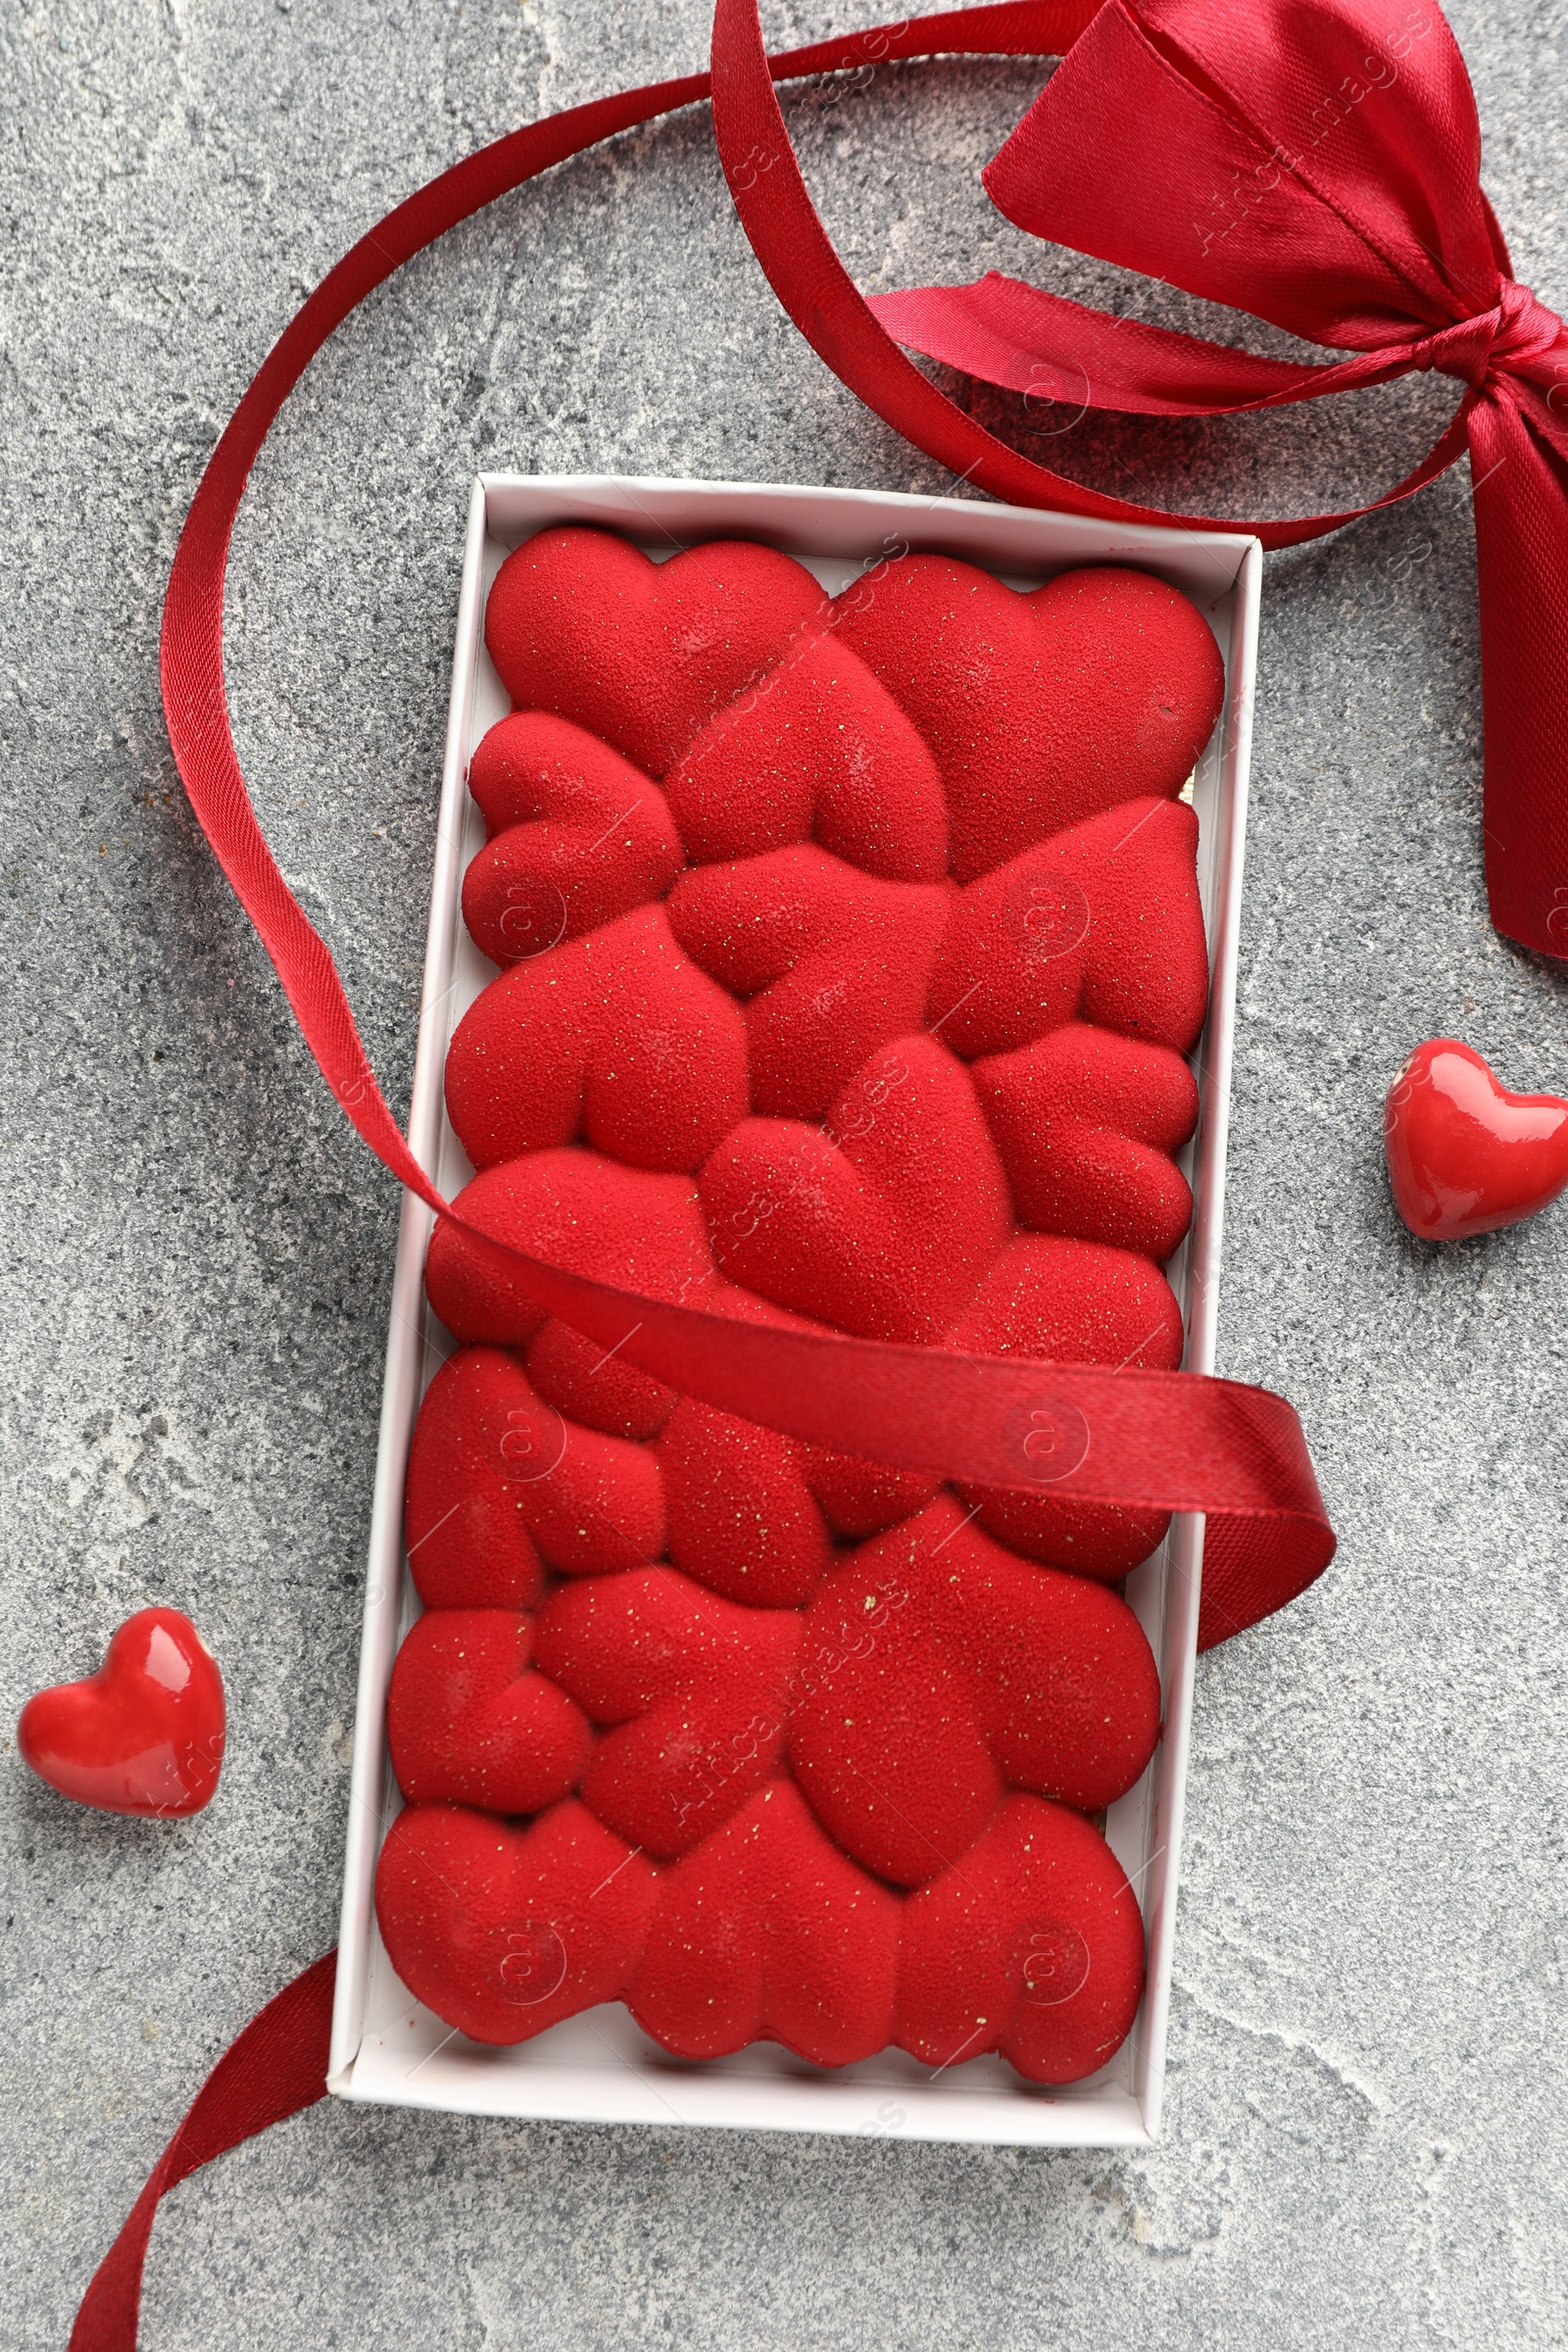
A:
[1385,1038,1568,1241]
[18,1608,225,1817]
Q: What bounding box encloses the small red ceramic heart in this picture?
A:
[18,1608,225,1817]
[1385,1038,1568,1241]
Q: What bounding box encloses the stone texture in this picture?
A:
[2,2,1566,2345]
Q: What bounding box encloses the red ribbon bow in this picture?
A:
[713,0,1568,958]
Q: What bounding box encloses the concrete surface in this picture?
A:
[3,2,1566,2345]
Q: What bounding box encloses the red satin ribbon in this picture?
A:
[161,0,1334,1665]
[80,8,1372,2340]
[69,1955,336,2350]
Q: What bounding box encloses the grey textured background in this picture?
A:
[4,2,1566,2344]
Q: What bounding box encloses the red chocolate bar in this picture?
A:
[376,524,1222,2084]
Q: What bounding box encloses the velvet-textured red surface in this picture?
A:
[377,524,1224,2084]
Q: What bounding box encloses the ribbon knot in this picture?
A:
[1427,277,1568,390]
[1485,277,1568,387]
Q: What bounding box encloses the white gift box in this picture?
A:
[328,473,1260,2146]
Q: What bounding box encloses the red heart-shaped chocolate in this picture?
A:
[1385,1038,1568,1240]
[18,1608,225,1817]
[784,1497,1160,1886]
[460,712,684,962]
[833,552,1225,881]
[483,527,831,776]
